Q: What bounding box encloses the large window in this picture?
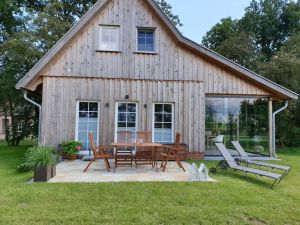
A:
[205,97,268,155]
[76,101,100,153]
[137,28,155,52]
[115,103,137,141]
[99,25,120,51]
[153,103,174,143]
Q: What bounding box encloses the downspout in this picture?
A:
[24,91,42,145]
[272,100,288,158]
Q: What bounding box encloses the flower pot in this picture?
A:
[34,166,52,182]
[51,165,56,178]
[67,154,77,160]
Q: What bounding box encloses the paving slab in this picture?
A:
[49,160,216,183]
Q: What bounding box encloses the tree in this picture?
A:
[239,0,300,59]
[257,34,300,147]
[214,31,259,70]
[154,0,182,27]
[202,17,238,49]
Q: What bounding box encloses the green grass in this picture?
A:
[0,141,300,225]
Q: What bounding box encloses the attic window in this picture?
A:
[137,28,155,52]
[99,25,120,51]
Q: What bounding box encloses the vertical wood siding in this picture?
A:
[41,77,205,152]
[40,0,271,97]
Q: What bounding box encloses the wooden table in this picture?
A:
[110,142,163,171]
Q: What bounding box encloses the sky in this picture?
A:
[167,0,252,44]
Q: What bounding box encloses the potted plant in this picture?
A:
[25,146,56,182]
[62,141,82,160]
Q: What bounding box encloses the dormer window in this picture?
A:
[137,28,155,52]
[99,25,120,51]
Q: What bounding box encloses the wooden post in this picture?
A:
[268,99,273,157]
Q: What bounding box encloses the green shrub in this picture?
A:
[62,141,82,155]
[27,146,56,168]
[16,161,33,173]
[16,146,56,172]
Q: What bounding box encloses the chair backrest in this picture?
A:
[136,131,152,143]
[174,133,181,149]
[231,141,248,158]
[117,131,134,143]
[215,143,238,168]
[88,132,99,156]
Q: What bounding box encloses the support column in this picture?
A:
[268,99,273,157]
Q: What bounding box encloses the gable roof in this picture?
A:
[16,0,298,100]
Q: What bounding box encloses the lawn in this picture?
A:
[0,141,299,225]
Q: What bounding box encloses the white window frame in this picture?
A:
[75,101,100,155]
[152,103,175,143]
[99,25,120,51]
[136,27,156,53]
[114,102,138,142]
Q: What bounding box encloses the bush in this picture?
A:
[16,146,56,172]
[27,146,56,168]
[16,161,33,173]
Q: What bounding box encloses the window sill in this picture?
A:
[134,51,158,55]
[96,50,122,53]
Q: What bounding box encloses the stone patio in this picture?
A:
[49,160,216,183]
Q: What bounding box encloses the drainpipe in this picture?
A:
[24,91,42,145]
[272,101,288,158]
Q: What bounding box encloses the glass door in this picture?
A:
[115,102,138,141]
[76,101,100,156]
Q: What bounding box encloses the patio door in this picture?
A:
[115,102,138,141]
[76,101,100,156]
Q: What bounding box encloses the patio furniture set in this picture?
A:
[83,131,186,173]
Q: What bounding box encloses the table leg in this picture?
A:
[155,147,158,172]
[151,147,155,168]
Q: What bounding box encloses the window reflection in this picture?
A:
[205,97,269,156]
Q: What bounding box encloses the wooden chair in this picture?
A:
[135,131,153,166]
[160,133,186,172]
[83,132,113,172]
[115,131,135,168]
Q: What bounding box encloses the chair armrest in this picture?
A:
[162,145,179,154]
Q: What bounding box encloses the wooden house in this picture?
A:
[16,0,298,159]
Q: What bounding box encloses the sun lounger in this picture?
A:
[231,141,291,177]
[211,143,283,188]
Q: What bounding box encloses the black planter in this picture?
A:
[51,165,56,178]
[34,166,51,182]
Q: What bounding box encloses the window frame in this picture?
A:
[75,101,100,154]
[98,25,120,52]
[136,27,156,53]
[114,102,139,142]
[152,103,175,144]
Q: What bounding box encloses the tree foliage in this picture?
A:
[154,0,182,27]
[202,17,238,50]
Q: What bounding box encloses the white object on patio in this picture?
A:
[211,135,224,144]
[189,163,199,181]
[189,163,211,182]
[198,163,209,181]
